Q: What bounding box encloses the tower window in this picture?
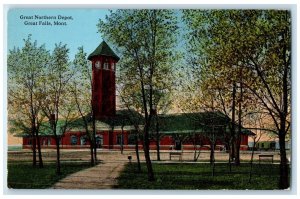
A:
[95,61,101,69]
[103,62,109,70]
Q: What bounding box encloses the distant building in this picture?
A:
[21,41,253,151]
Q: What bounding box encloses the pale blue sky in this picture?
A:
[8,8,111,59]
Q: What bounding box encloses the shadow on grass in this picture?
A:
[115,163,283,190]
[7,161,93,189]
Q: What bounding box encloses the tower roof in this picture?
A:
[88,41,120,61]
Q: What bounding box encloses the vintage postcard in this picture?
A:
[6,6,292,192]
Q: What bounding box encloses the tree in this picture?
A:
[98,9,179,181]
[8,36,50,168]
[151,88,173,161]
[41,43,75,174]
[243,11,291,189]
[246,112,266,183]
[183,10,291,189]
[71,46,98,165]
[182,10,258,166]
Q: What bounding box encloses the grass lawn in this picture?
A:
[116,163,286,190]
[7,162,92,189]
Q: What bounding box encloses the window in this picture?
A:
[128,134,136,145]
[112,63,116,71]
[48,138,51,145]
[80,136,87,145]
[70,135,77,145]
[96,135,103,148]
[103,62,109,70]
[270,142,275,149]
[95,61,101,69]
[117,135,124,145]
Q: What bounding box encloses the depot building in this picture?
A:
[21,41,253,151]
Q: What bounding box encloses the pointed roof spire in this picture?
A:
[88,40,120,61]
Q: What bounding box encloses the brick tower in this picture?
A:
[88,41,119,120]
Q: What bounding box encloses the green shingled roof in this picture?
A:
[154,111,230,133]
[152,111,255,136]
[87,41,120,61]
[68,109,143,131]
[15,110,254,137]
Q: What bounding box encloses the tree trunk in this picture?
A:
[55,136,61,175]
[235,74,243,166]
[248,140,256,183]
[231,82,236,162]
[36,133,43,168]
[193,136,201,162]
[211,142,216,177]
[231,140,235,161]
[121,126,124,154]
[32,136,37,167]
[210,142,216,165]
[156,135,160,161]
[143,123,155,181]
[227,140,232,172]
[234,135,241,165]
[279,130,289,189]
[92,117,97,163]
[278,24,289,189]
[155,115,160,161]
[90,140,95,166]
[135,133,141,172]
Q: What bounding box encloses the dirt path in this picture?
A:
[52,160,126,189]
[51,151,131,189]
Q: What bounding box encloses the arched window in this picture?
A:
[80,136,87,145]
[117,135,124,145]
[103,59,109,70]
[70,135,78,145]
[95,61,101,69]
[96,135,103,148]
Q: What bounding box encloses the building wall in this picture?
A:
[22,130,250,150]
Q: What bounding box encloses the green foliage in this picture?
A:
[41,42,77,136]
[98,9,181,181]
[71,46,92,120]
[70,46,96,144]
[98,9,179,115]
[182,11,291,188]
[182,10,291,134]
[8,35,50,137]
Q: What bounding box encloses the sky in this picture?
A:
[8,8,111,59]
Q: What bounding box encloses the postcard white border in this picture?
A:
[1,1,299,198]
